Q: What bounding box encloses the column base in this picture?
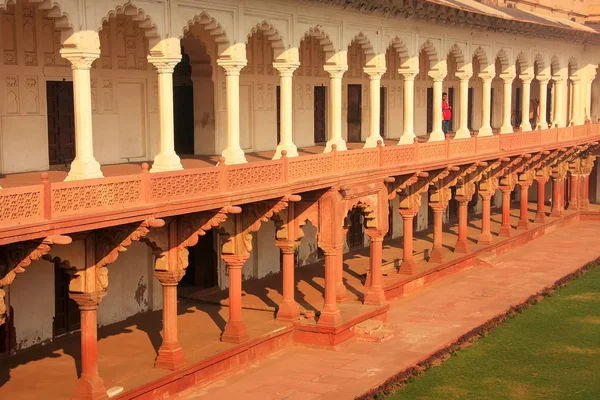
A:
[399,258,416,275]
[477,233,493,245]
[478,126,493,137]
[335,282,348,303]
[550,209,564,218]
[517,219,530,230]
[398,132,416,145]
[498,225,512,237]
[454,239,470,254]
[72,373,108,400]
[520,123,532,132]
[533,212,546,224]
[581,200,590,210]
[154,342,186,371]
[150,152,183,173]
[363,286,386,306]
[221,146,247,165]
[273,142,299,159]
[364,135,384,148]
[429,247,446,263]
[65,158,103,181]
[318,308,343,327]
[324,138,347,152]
[221,320,249,344]
[500,125,514,134]
[276,301,301,322]
[428,130,445,142]
[454,128,471,139]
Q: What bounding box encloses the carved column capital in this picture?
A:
[217,59,247,76]
[154,270,186,286]
[520,75,533,85]
[364,67,386,80]
[275,240,299,254]
[536,75,550,85]
[148,55,182,74]
[455,72,473,81]
[222,254,249,269]
[500,74,515,84]
[69,291,107,311]
[274,62,299,77]
[478,73,494,82]
[365,229,385,241]
[323,64,348,79]
[398,208,417,218]
[400,70,418,80]
[60,49,100,70]
[428,71,446,82]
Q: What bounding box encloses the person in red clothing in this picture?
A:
[442,92,452,135]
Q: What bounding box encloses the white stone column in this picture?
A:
[585,72,596,122]
[148,56,183,172]
[552,77,567,128]
[60,49,103,181]
[537,76,549,129]
[217,60,248,164]
[520,76,533,132]
[478,74,493,136]
[323,65,348,152]
[399,71,417,144]
[500,75,514,134]
[570,76,582,125]
[454,72,472,139]
[364,68,386,148]
[429,72,446,142]
[273,63,299,159]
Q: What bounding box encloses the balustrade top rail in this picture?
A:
[1,123,598,235]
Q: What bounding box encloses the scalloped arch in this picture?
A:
[515,51,529,72]
[568,56,579,75]
[100,2,159,40]
[550,55,561,74]
[182,11,230,57]
[246,20,286,60]
[472,46,489,69]
[1,0,73,34]
[447,43,465,68]
[420,39,438,65]
[300,25,336,57]
[495,48,510,71]
[533,52,546,73]
[349,32,375,56]
[388,36,410,63]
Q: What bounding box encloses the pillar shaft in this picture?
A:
[517,183,531,230]
[364,235,386,305]
[501,77,514,133]
[218,61,247,164]
[553,78,567,128]
[550,177,565,217]
[276,246,300,321]
[521,79,532,132]
[399,210,416,274]
[499,188,513,237]
[274,64,299,158]
[319,249,343,327]
[61,51,103,181]
[221,255,249,343]
[538,79,549,129]
[478,194,493,245]
[582,174,591,209]
[153,284,185,370]
[569,174,580,210]
[324,66,347,152]
[336,229,348,303]
[429,205,446,263]
[429,76,445,141]
[534,178,547,223]
[479,76,493,136]
[570,78,582,125]
[454,200,470,253]
[364,69,385,148]
[455,74,471,139]
[149,58,184,172]
[399,73,417,144]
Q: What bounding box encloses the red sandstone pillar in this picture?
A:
[569,174,579,210]
[581,174,590,209]
[550,177,564,218]
[534,177,547,223]
[517,182,531,230]
[71,293,108,400]
[429,204,446,263]
[499,188,512,237]
[221,255,249,343]
[319,247,343,327]
[478,193,493,245]
[364,235,386,305]
[154,283,186,369]
[399,209,416,274]
[336,228,348,303]
[454,200,470,253]
[276,245,301,321]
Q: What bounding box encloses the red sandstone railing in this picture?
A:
[1,123,599,229]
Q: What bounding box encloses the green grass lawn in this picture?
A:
[390,266,600,400]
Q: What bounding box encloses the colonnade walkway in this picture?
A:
[0,204,597,399]
[177,217,600,399]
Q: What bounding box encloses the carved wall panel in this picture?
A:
[384,47,402,81]
[297,36,327,78]
[347,41,367,79]
[23,76,38,114]
[5,75,19,114]
[244,31,275,77]
[41,13,67,67]
[1,6,17,65]
[21,5,36,66]
[91,78,98,112]
[97,15,148,71]
[102,79,114,113]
